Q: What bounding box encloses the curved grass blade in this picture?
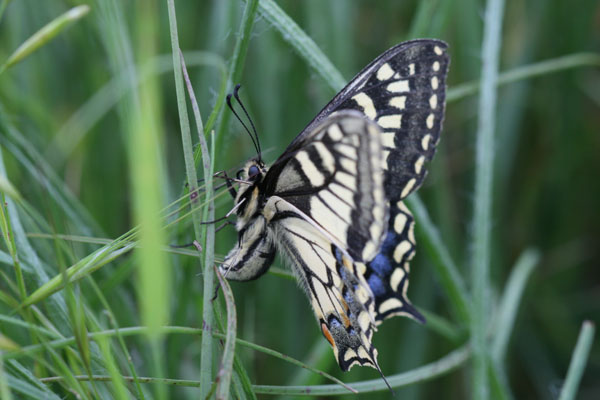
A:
[0,5,90,75]
[214,267,236,400]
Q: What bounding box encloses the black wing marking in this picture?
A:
[288,39,449,202]
[265,196,380,371]
[262,111,388,263]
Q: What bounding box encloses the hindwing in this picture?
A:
[257,113,387,371]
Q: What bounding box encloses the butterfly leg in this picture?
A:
[221,170,237,198]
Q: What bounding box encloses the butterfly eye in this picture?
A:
[248,165,260,180]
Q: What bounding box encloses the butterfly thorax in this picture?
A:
[234,159,268,227]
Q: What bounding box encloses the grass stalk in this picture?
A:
[214,268,236,400]
[492,249,539,362]
[257,0,346,92]
[407,196,470,324]
[558,321,595,400]
[33,345,468,395]
[213,0,259,159]
[0,5,90,75]
[129,1,169,398]
[470,0,506,397]
[447,52,600,103]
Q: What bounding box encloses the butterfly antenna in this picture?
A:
[227,88,261,160]
[233,84,262,162]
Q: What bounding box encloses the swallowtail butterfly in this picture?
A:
[220,39,449,373]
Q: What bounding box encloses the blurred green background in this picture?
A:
[0,0,598,399]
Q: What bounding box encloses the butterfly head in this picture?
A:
[237,158,266,183]
[233,158,268,222]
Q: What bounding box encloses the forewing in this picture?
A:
[263,111,388,263]
[293,39,449,202]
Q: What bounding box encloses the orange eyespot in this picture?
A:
[321,322,335,347]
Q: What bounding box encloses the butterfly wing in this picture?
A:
[288,39,449,201]
[224,40,449,371]
[262,111,388,264]
[262,112,386,370]
[268,40,449,326]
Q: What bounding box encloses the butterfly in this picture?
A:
[219,39,449,374]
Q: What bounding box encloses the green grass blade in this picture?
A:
[129,4,170,399]
[215,268,236,400]
[28,346,469,396]
[213,0,259,160]
[492,249,539,362]
[0,357,12,400]
[0,5,90,75]
[407,196,470,324]
[253,346,470,395]
[470,0,506,397]
[5,371,61,400]
[447,52,600,103]
[257,0,345,92]
[21,243,135,307]
[558,321,595,400]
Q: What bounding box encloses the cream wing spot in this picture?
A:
[358,311,371,332]
[379,298,403,314]
[429,94,438,110]
[433,61,440,72]
[382,149,390,170]
[343,348,358,363]
[310,196,351,241]
[335,143,357,160]
[393,240,412,263]
[394,213,407,233]
[362,241,378,263]
[408,63,415,75]
[327,123,343,141]
[357,347,370,360]
[387,80,410,93]
[376,63,395,81]
[369,222,384,248]
[400,178,416,198]
[426,113,435,129]
[431,76,439,90]
[377,114,402,129]
[352,93,377,120]
[389,96,406,110]
[312,278,334,314]
[319,189,352,224]
[296,150,325,186]
[381,132,395,148]
[414,155,425,174]
[330,182,354,204]
[390,268,406,292]
[434,45,443,55]
[336,171,356,191]
[339,157,356,174]
[313,142,335,174]
[421,134,432,150]
[408,223,416,246]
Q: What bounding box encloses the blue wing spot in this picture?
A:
[367,274,386,297]
[328,315,342,329]
[380,230,399,254]
[370,252,393,275]
[333,246,344,265]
